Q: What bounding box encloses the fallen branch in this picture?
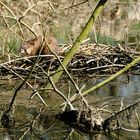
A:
[69,55,140,103]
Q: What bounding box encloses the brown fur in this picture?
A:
[20,35,60,56]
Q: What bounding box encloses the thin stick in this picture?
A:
[45,0,108,89]
[69,56,140,103]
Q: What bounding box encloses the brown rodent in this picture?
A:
[20,35,60,56]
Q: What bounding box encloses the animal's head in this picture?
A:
[20,36,42,56]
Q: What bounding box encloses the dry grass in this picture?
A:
[0,0,140,58]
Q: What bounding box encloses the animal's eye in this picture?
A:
[29,42,35,45]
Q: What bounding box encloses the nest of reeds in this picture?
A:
[0,43,140,79]
[68,43,140,76]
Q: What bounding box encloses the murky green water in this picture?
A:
[0,74,140,140]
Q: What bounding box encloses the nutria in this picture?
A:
[20,35,60,56]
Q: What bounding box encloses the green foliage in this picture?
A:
[5,35,21,55]
[128,22,140,41]
[54,26,70,43]
[0,35,20,60]
[97,34,118,45]
[89,32,119,46]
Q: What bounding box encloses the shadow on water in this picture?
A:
[0,74,140,140]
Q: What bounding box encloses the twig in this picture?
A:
[103,99,140,127]
[45,0,108,89]
[134,109,140,130]
[0,0,24,37]
[1,13,23,40]
[43,37,90,109]
[3,65,47,107]
[65,0,88,9]
[69,56,140,103]
[35,64,74,110]
[2,37,46,115]
[0,55,61,67]
[19,110,44,140]
[0,15,37,37]
[70,64,125,71]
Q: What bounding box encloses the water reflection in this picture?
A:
[0,74,140,139]
[84,75,140,98]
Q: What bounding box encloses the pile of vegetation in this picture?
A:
[0,43,140,80]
